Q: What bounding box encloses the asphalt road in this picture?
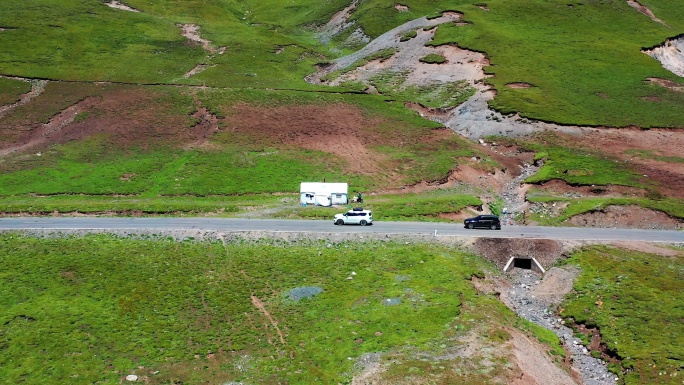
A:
[0,217,682,243]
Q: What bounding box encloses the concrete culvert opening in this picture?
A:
[504,257,546,274]
[514,258,532,269]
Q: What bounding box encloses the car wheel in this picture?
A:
[468,223,474,229]
[335,219,344,225]
[490,224,497,230]
[360,220,368,226]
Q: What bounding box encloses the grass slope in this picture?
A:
[0,85,485,203]
[559,245,684,384]
[0,234,558,384]
[2,0,682,126]
[0,0,682,216]
[431,0,684,127]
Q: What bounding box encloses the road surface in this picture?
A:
[0,217,682,243]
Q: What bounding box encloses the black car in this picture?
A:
[464,215,501,230]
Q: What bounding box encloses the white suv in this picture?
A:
[334,209,373,226]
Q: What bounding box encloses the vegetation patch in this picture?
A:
[559,245,684,384]
[526,196,684,222]
[525,146,642,188]
[419,53,447,64]
[400,30,418,42]
[0,234,549,384]
[0,85,488,211]
[0,77,31,105]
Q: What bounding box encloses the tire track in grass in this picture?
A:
[250,295,287,346]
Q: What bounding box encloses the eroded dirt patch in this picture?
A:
[187,102,221,149]
[531,179,648,198]
[350,308,577,385]
[643,35,684,77]
[627,0,667,26]
[566,205,683,230]
[179,24,216,53]
[222,103,396,175]
[0,86,209,156]
[309,11,463,82]
[610,240,684,257]
[503,268,616,385]
[0,96,99,157]
[105,1,140,12]
[646,77,684,92]
[508,328,578,385]
[506,82,534,89]
[394,4,409,12]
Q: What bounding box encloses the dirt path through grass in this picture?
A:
[0,78,47,118]
[0,95,99,157]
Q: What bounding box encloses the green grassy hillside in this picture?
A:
[0,0,682,215]
[1,0,682,122]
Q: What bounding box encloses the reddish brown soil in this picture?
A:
[222,103,387,174]
[222,103,461,177]
[506,82,533,89]
[546,128,684,198]
[646,78,683,92]
[567,205,683,230]
[0,86,208,155]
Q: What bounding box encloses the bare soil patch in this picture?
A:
[105,1,140,13]
[508,327,579,385]
[186,105,220,149]
[223,103,451,175]
[506,82,534,89]
[250,295,286,346]
[643,35,684,77]
[179,24,217,53]
[610,240,684,257]
[626,0,667,25]
[327,26,488,89]
[566,205,683,230]
[0,86,205,156]
[529,266,580,307]
[394,4,409,12]
[0,96,100,157]
[646,77,684,92]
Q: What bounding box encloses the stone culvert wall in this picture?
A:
[473,238,565,270]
